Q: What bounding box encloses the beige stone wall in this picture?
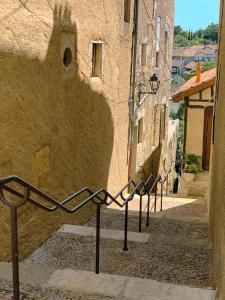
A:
[131,0,175,180]
[0,0,174,261]
[210,0,225,299]
[0,0,133,260]
[186,107,204,156]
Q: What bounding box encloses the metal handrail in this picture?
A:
[0,163,173,300]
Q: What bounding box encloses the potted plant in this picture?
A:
[183,154,200,182]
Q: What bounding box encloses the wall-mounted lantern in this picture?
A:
[138,74,160,105]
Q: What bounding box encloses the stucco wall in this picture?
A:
[210,0,225,299]
[131,0,175,180]
[0,0,175,262]
[0,0,132,260]
[186,107,204,156]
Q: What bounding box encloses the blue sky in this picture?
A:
[175,0,220,30]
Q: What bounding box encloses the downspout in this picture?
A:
[128,0,139,180]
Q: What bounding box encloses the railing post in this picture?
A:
[95,203,101,274]
[154,183,157,212]
[123,202,128,251]
[146,193,150,227]
[166,176,169,196]
[11,207,20,300]
[139,195,142,233]
[160,180,163,211]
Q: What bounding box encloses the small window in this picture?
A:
[164,24,169,65]
[153,0,156,17]
[155,16,161,68]
[164,31,168,61]
[92,43,102,78]
[159,106,166,143]
[124,0,131,23]
[156,51,160,68]
[141,44,148,67]
[138,118,144,144]
[63,47,72,67]
[152,106,158,146]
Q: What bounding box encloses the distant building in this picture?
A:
[172,45,217,77]
[172,67,216,170]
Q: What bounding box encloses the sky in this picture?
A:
[175,0,220,31]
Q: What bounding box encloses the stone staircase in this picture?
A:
[178,171,209,200]
[0,195,216,299]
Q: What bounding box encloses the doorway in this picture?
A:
[202,106,213,170]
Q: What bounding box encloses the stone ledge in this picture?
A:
[58,224,150,243]
[0,263,216,299]
[45,268,216,300]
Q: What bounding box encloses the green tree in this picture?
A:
[185,61,216,81]
[203,23,219,42]
[174,35,190,47]
[170,101,186,164]
[174,23,219,45]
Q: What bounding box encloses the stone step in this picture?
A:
[59,224,210,248]
[107,195,208,220]
[59,224,150,243]
[24,225,212,288]
[0,262,216,300]
[86,210,210,239]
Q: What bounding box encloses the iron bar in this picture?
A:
[154,183,157,212]
[11,207,20,300]
[160,180,163,211]
[166,176,169,196]
[139,195,142,232]
[123,202,129,251]
[146,193,150,226]
[95,203,101,274]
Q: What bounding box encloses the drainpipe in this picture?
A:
[128,0,139,180]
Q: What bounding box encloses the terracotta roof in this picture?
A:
[172,59,184,68]
[185,61,197,70]
[173,45,218,58]
[172,68,216,102]
[173,47,197,57]
[196,47,217,56]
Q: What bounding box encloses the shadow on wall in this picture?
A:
[142,145,162,179]
[0,4,114,260]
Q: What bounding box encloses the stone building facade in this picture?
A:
[0,0,174,260]
[210,0,225,298]
[130,0,175,181]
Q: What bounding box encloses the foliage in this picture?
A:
[184,164,198,174]
[170,101,185,121]
[174,24,219,47]
[170,101,186,165]
[172,76,186,86]
[184,154,201,174]
[185,154,200,165]
[185,61,217,81]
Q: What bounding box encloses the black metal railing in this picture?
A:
[0,163,173,300]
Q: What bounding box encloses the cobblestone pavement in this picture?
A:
[86,212,210,240]
[0,280,113,300]
[25,232,212,288]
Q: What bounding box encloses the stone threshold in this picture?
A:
[57,224,211,249]
[58,224,150,243]
[0,263,216,300]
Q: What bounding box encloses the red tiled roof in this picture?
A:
[172,68,216,101]
[172,59,184,67]
[185,61,197,70]
[173,45,218,58]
